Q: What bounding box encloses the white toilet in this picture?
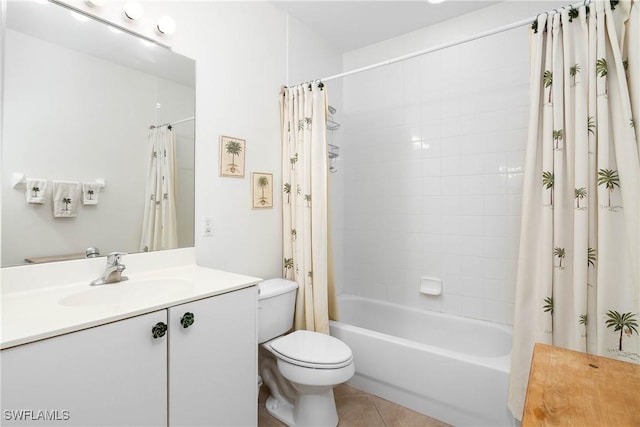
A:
[258,278,355,427]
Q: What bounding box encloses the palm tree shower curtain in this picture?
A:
[508,0,639,419]
[280,83,337,334]
[140,126,178,252]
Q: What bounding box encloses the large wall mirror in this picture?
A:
[1,1,195,267]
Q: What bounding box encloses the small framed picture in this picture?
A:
[219,135,246,178]
[252,172,273,209]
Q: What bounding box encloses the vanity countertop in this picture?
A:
[1,263,261,350]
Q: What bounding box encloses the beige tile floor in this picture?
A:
[258,384,451,427]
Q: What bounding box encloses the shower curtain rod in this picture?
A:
[295,0,589,86]
[149,116,195,129]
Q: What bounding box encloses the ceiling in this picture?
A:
[272,1,500,52]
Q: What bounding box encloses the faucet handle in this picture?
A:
[86,247,101,258]
[107,252,127,265]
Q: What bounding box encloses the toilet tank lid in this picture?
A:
[258,279,298,300]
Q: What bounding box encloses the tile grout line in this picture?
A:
[369,395,390,427]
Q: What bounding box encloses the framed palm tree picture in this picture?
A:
[252,172,273,209]
[219,135,246,177]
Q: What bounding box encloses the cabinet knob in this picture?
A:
[152,322,168,339]
[180,312,195,328]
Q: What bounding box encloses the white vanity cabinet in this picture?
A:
[0,309,169,427]
[168,286,258,426]
[0,285,258,427]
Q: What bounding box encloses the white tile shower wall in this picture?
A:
[340,15,546,324]
[329,130,345,295]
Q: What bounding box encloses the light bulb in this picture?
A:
[123,2,143,20]
[157,16,176,35]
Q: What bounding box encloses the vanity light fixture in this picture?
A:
[123,1,144,21]
[70,11,90,22]
[85,0,106,7]
[156,16,176,35]
[140,39,156,48]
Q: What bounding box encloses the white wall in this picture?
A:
[85,1,343,279]
[1,29,194,266]
[337,1,567,324]
[124,1,285,278]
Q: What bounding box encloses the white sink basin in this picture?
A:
[59,278,190,307]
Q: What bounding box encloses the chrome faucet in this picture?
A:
[90,252,128,286]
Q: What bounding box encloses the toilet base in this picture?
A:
[259,340,351,427]
[294,389,338,427]
[265,390,338,427]
[265,395,295,426]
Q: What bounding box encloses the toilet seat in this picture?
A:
[269,330,353,369]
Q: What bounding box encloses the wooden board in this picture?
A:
[522,343,640,427]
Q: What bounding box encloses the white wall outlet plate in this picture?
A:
[202,217,213,237]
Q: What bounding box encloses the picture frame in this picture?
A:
[219,135,246,178]
[252,172,273,209]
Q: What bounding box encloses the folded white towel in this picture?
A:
[82,182,101,205]
[52,181,80,218]
[26,178,47,204]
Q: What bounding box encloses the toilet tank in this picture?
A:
[258,279,298,343]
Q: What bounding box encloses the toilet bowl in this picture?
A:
[258,279,355,427]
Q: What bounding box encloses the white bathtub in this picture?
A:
[329,294,514,427]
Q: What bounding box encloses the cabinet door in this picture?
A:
[0,310,168,427]
[168,286,257,427]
